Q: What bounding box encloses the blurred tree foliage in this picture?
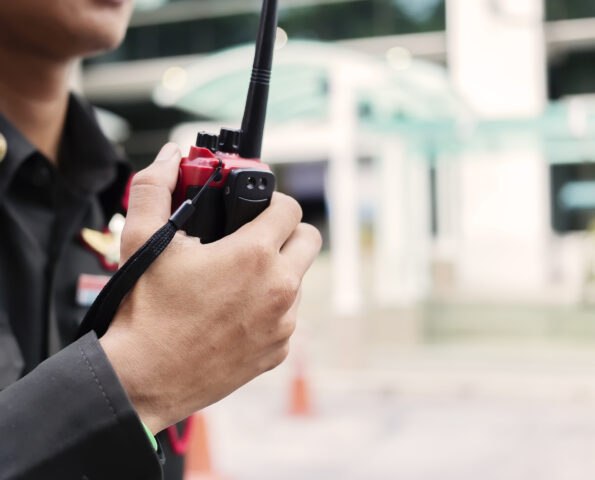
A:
[546,0,595,20]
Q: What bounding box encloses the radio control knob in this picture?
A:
[218,128,241,154]
[195,132,219,152]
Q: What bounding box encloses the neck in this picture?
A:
[0,46,73,164]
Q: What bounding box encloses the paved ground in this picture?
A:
[201,344,595,480]
[192,254,595,480]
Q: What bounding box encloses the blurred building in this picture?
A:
[83,0,448,174]
[82,0,595,308]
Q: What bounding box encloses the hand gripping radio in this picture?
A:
[78,0,279,339]
[172,0,278,243]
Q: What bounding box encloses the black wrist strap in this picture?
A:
[77,222,177,339]
[77,161,223,340]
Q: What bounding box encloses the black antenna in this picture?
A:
[239,0,279,159]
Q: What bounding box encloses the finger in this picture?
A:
[280,223,322,278]
[236,192,303,249]
[126,143,182,233]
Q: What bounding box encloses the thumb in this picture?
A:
[122,143,182,255]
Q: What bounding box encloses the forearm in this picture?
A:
[0,333,162,480]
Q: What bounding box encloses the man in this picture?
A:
[0,1,322,479]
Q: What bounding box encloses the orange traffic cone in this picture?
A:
[289,372,312,416]
[184,413,226,480]
[288,352,313,416]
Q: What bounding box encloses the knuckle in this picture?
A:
[270,273,300,312]
[235,317,252,343]
[284,273,301,298]
[263,342,291,372]
[277,315,297,341]
[275,342,291,366]
[300,223,323,249]
[245,238,274,265]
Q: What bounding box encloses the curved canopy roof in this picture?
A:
[155,40,595,163]
[153,40,466,125]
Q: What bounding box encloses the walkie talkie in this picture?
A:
[172,0,278,243]
[77,0,279,338]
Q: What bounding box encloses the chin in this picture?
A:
[0,0,135,60]
[71,5,133,57]
[79,27,128,57]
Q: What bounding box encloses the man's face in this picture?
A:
[0,0,135,60]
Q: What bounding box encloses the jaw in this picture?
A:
[0,0,134,62]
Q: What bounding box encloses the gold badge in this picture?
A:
[0,133,6,163]
[80,214,125,271]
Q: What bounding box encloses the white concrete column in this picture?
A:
[434,153,461,257]
[456,148,551,296]
[373,138,431,306]
[447,0,546,118]
[432,152,462,296]
[446,0,550,297]
[326,65,362,315]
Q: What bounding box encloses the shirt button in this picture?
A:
[0,133,6,163]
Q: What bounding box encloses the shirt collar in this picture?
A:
[0,108,37,197]
[0,93,127,200]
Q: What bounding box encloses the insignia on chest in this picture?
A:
[76,274,111,307]
[79,213,125,272]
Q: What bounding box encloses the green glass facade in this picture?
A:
[87,0,445,65]
[546,0,595,20]
[549,50,595,99]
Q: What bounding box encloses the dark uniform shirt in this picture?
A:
[0,95,182,479]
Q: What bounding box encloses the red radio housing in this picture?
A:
[172,145,274,243]
[173,146,270,207]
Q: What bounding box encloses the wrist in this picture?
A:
[99,329,166,434]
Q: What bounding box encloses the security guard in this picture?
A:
[0,95,177,478]
[0,1,321,479]
[0,95,207,478]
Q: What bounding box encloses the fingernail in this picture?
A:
[155,143,180,162]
